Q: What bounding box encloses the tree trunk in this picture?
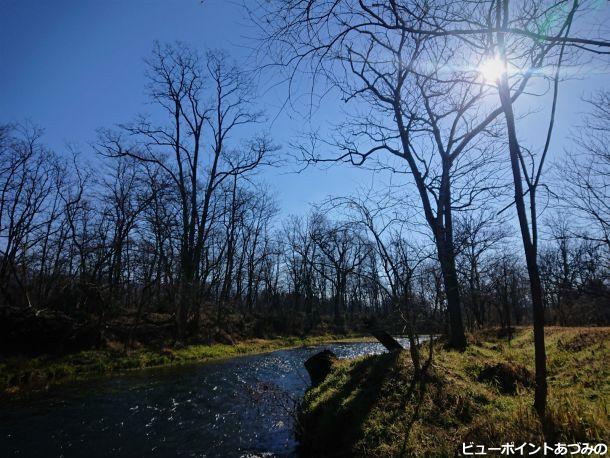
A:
[176,257,194,338]
[498,75,547,418]
[437,237,467,349]
[369,328,404,352]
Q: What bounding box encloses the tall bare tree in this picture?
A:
[0,124,59,308]
[257,0,536,348]
[100,43,275,337]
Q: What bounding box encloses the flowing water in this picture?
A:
[0,339,411,457]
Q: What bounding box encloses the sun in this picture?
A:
[478,56,506,83]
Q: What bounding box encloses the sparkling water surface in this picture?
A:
[0,338,411,457]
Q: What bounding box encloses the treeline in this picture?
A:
[1,43,609,355]
[0,120,607,349]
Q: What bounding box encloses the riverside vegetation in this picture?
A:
[1,333,369,396]
[297,327,609,457]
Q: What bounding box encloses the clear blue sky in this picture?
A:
[0,0,375,218]
[1,0,608,221]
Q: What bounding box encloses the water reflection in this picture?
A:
[0,338,412,457]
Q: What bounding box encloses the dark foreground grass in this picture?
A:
[298,327,609,457]
[0,334,369,396]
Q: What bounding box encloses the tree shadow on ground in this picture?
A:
[298,350,431,457]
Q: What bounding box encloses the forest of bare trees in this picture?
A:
[1,78,608,346]
[254,0,610,416]
[1,0,609,423]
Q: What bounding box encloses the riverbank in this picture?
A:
[297,327,609,457]
[1,333,371,396]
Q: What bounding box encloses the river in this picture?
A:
[0,339,411,457]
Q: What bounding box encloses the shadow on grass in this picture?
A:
[396,361,435,457]
[298,351,430,457]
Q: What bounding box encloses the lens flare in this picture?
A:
[479,56,506,83]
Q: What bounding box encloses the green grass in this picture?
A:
[298,327,610,457]
[0,334,370,396]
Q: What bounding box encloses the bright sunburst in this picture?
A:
[479,56,506,83]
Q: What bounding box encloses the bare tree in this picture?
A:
[561,91,610,253]
[466,0,605,418]
[311,215,371,327]
[0,124,59,308]
[455,209,510,329]
[100,43,275,337]
[257,0,537,348]
[341,194,430,373]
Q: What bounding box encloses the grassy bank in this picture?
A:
[1,334,370,396]
[298,327,609,457]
